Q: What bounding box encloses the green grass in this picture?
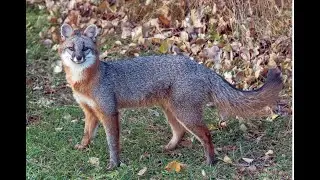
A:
[26,6,292,179]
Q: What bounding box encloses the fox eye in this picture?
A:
[68,47,74,51]
[83,46,89,51]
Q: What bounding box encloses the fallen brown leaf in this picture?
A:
[265,150,274,156]
[88,157,100,167]
[165,160,184,172]
[137,167,147,176]
[158,14,171,28]
[223,155,232,164]
[242,157,254,163]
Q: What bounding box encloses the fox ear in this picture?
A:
[61,24,73,38]
[84,24,98,41]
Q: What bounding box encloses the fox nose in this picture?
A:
[76,56,82,61]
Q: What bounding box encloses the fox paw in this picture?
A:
[163,138,180,151]
[106,161,120,171]
[164,143,177,151]
[204,157,217,166]
[74,144,87,150]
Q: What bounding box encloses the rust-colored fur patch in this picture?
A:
[63,59,100,98]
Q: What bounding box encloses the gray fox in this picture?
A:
[59,24,283,170]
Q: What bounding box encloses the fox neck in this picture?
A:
[63,59,100,94]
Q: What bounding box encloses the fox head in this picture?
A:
[59,24,99,72]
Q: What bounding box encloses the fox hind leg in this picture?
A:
[171,103,215,165]
[162,104,186,151]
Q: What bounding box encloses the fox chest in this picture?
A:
[73,92,96,108]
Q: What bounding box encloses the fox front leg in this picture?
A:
[93,109,121,170]
[75,103,99,150]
